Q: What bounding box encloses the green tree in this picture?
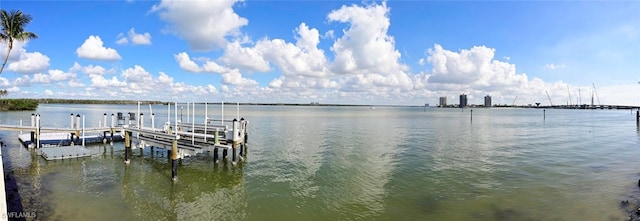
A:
[0,90,7,106]
[0,10,38,75]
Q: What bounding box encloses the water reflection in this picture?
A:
[2,105,640,220]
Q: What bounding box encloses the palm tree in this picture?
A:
[0,89,7,105]
[0,9,38,75]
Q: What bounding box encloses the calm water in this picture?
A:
[1,104,640,220]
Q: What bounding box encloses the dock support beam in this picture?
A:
[171,139,178,181]
[124,130,131,164]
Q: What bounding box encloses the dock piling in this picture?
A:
[124,130,131,164]
[232,143,237,165]
[140,113,144,129]
[36,114,40,148]
[223,148,228,159]
[76,114,81,130]
[171,139,178,181]
[213,147,218,163]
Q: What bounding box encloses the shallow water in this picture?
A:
[1,104,640,220]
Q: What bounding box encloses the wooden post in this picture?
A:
[124,130,131,164]
[214,128,219,145]
[213,147,218,163]
[244,144,247,157]
[636,110,639,124]
[232,142,237,165]
[171,139,178,181]
[30,131,35,146]
[544,109,546,120]
[223,147,228,159]
[470,109,473,122]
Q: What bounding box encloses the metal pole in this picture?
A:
[36,114,40,148]
[221,101,224,125]
[192,102,195,145]
[137,101,141,128]
[174,102,178,137]
[82,115,86,147]
[204,103,208,142]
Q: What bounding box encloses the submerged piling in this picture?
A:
[124,131,131,164]
[232,142,237,165]
[223,148,228,159]
[213,147,219,163]
[171,139,178,181]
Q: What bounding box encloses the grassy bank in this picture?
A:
[0,99,39,111]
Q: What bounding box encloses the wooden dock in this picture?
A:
[0,102,249,181]
[124,102,248,181]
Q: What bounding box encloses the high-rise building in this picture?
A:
[439,97,447,107]
[459,94,467,108]
[484,95,492,107]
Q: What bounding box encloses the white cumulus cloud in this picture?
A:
[90,75,126,88]
[0,40,50,74]
[76,35,122,61]
[31,69,76,84]
[151,0,248,51]
[174,52,203,73]
[116,28,152,45]
[70,62,112,75]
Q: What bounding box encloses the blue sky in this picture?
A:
[1,0,639,105]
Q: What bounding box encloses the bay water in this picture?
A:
[1,104,639,220]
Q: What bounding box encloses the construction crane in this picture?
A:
[592,83,602,106]
[567,85,572,106]
[546,90,553,106]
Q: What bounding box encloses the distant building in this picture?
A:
[459,94,467,108]
[484,95,492,107]
[439,97,447,107]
